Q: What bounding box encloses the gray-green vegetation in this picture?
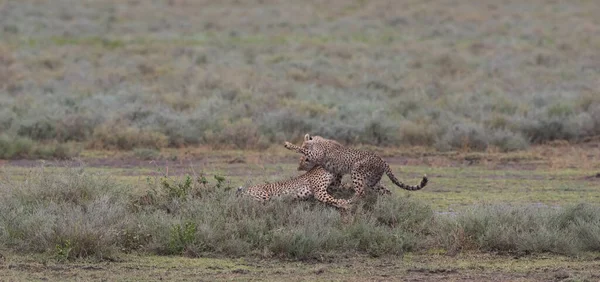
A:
[1,0,599,156]
[1,1,599,280]
[1,167,598,261]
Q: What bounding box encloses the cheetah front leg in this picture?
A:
[312,176,351,210]
[314,188,350,210]
[284,141,309,154]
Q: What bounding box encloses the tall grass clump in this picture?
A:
[131,176,434,259]
[0,166,436,260]
[2,166,600,260]
[433,204,600,255]
[0,167,129,260]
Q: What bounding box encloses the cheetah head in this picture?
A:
[297,155,317,171]
[301,133,341,150]
[300,133,319,150]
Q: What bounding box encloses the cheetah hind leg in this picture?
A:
[349,172,367,204]
[349,165,384,203]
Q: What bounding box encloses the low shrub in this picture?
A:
[433,204,600,255]
[435,123,489,151]
[32,142,81,160]
[397,120,436,146]
[520,118,576,144]
[89,123,169,150]
[211,118,270,150]
[488,130,529,152]
[0,135,80,159]
[0,135,34,159]
[133,148,160,160]
[0,167,127,260]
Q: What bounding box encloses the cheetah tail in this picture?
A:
[384,165,428,191]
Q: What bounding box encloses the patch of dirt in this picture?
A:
[583,173,600,181]
[2,260,596,282]
[407,267,458,274]
[4,154,535,175]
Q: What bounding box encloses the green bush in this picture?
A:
[133,148,160,160]
[17,118,58,141]
[0,135,34,159]
[168,221,198,255]
[33,143,81,160]
[0,135,79,160]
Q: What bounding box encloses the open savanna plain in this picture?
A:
[1,143,600,281]
[2,0,600,280]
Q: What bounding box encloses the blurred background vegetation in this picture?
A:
[1,0,599,157]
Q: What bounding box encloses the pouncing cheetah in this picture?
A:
[236,164,351,210]
[297,155,391,196]
[284,134,428,203]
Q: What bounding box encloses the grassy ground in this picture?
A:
[2,252,600,281]
[2,162,599,212]
[2,143,598,212]
[1,144,599,280]
[2,0,600,280]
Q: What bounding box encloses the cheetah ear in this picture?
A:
[304,134,312,141]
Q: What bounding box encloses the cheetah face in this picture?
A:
[297,155,317,171]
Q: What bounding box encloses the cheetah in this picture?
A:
[297,155,391,196]
[284,134,427,203]
[236,164,351,210]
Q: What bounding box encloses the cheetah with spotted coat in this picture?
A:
[297,155,392,196]
[236,164,351,210]
[284,134,428,203]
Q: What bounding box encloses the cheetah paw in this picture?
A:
[284,141,294,149]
